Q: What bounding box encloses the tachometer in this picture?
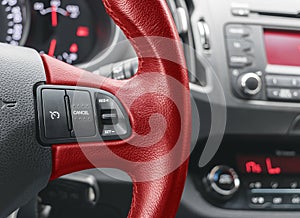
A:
[0,0,28,45]
[26,0,113,65]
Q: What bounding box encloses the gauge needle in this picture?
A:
[51,6,58,27]
[48,39,57,57]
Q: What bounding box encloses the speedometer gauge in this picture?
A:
[25,0,113,65]
[0,0,28,45]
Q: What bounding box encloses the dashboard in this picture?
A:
[5,0,300,217]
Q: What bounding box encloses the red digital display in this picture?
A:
[237,155,300,175]
[264,29,300,67]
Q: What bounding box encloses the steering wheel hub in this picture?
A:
[0,44,52,218]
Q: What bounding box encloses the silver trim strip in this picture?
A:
[252,189,300,194]
[266,64,300,75]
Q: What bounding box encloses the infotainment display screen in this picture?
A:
[264,29,300,67]
[237,155,300,175]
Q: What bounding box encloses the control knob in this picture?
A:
[239,72,262,96]
[206,165,240,199]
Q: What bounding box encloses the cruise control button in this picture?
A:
[102,126,117,137]
[96,93,131,139]
[42,89,70,139]
[67,90,96,137]
[101,109,118,125]
[96,94,115,110]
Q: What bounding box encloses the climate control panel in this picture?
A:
[195,144,300,211]
[201,164,300,210]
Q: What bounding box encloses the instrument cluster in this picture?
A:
[0,0,114,65]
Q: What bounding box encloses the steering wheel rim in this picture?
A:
[0,0,191,217]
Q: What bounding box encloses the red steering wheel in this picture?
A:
[0,0,191,217]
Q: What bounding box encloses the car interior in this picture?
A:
[2,0,300,217]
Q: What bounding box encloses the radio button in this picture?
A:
[229,55,253,68]
[227,39,252,52]
[226,25,251,38]
[249,182,262,189]
[271,181,279,189]
[231,8,250,17]
[251,196,265,205]
[272,197,283,205]
[291,196,300,204]
[290,182,298,189]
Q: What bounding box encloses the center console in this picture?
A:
[226,24,300,102]
[184,0,300,217]
[194,143,300,211]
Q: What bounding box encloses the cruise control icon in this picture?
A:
[49,111,61,120]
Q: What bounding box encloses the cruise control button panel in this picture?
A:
[36,85,131,145]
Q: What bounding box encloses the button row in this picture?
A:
[96,93,129,138]
[265,75,300,102]
[266,75,300,88]
[225,25,254,68]
[250,194,300,208]
[249,181,299,190]
[38,86,131,144]
[42,89,95,139]
[267,88,300,101]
